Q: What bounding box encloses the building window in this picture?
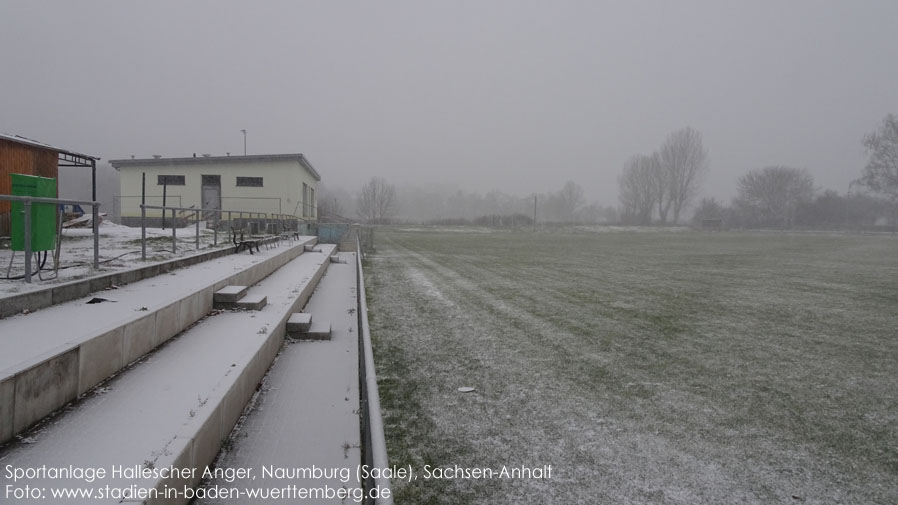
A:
[310,187,316,217]
[157,175,185,185]
[236,176,263,187]
[302,182,309,217]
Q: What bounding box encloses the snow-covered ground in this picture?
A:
[0,221,254,296]
[365,228,898,504]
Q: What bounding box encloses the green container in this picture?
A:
[10,174,57,252]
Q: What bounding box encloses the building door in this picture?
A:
[201,175,221,220]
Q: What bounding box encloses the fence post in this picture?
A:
[195,210,200,250]
[214,211,219,246]
[92,203,99,270]
[141,204,147,260]
[23,199,32,284]
[171,208,177,253]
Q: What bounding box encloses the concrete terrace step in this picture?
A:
[194,252,360,504]
[0,234,289,319]
[234,294,267,311]
[297,320,332,340]
[0,244,337,505]
[213,285,249,304]
[0,237,319,445]
[286,312,312,333]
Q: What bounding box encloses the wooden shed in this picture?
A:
[0,133,99,236]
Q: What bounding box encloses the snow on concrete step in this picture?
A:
[286,312,312,333]
[0,237,319,446]
[193,253,359,504]
[234,294,267,311]
[304,244,322,252]
[298,321,332,340]
[0,243,338,503]
[213,285,248,303]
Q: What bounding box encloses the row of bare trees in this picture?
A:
[691,114,898,229]
[317,177,398,224]
[618,127,709,225]
[321,114,898,228]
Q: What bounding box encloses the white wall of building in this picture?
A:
[117,158,317,220]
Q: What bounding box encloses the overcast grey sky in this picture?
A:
[2,0,897,204]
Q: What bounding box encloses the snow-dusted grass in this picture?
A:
[365,228,898,504]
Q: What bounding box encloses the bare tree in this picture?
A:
[659,127,709,223]
[316,184,347,221]
[356,177,397,223]
[734,166,814,228]
[618,154,656,225]
[857,113,898,200]
[645,152,670,223]
[556,180,586,222]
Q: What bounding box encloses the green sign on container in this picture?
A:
[10,174,57,252]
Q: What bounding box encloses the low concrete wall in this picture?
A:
[0,236,283,320]
[146,249,332,505]
[11,348,80,437]
[0,238,317,446]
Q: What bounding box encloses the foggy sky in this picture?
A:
[2,0,897,205]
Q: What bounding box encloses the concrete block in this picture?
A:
[235,360,256,407]
[88,276,112,293]
[155,301,181,345]
[268,333,284,363]
[304,244,321,252]
[233,269,251,288]
[286,312,312,333]
[123,313,157,364]
[198,286,214,313]
[145,264,162,278]
[0,376,14,444]
[235,295,267,311]
[213,285,248,304]
[192,404,223,476]
[118,268,142,286]
[220,380,245,441]
[78,327,124,395]
[147,437,194,505]
[179,289,211,331]
[51,281,91,306]
[13,347,79,435]
[246,346,269,390]
[0,289,52,319]
[300,321,332,341]
[178,293,199,332]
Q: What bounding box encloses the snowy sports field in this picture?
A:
[364,227,898,504]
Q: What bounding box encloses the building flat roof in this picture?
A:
[108,153,321,181]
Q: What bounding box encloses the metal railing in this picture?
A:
[1,194,100,283]
[139,204,304,260]
[356,235,393,504]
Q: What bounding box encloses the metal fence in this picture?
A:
[139,203,304,260]
[1,194,100,283]
[356,235,392,504]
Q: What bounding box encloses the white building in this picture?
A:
[110,153,320,227]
